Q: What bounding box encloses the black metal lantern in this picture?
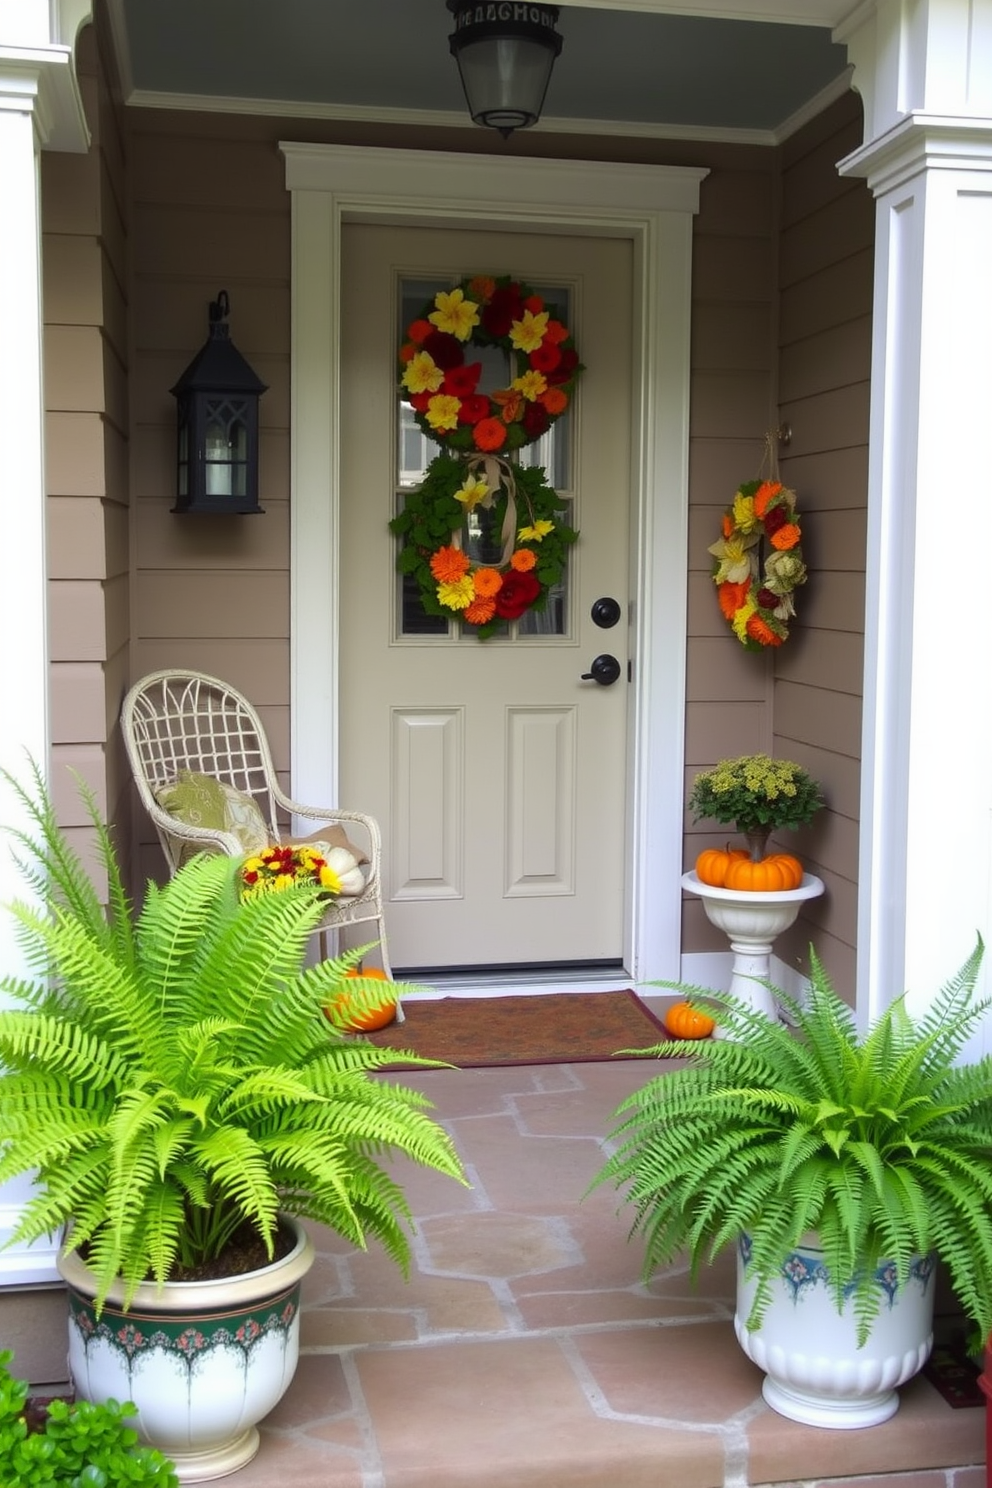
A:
[171,291,267,514]
[447,2,563,139]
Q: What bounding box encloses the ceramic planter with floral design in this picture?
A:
[57,1217,314,1483]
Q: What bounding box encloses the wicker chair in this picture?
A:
[120,669,394,986]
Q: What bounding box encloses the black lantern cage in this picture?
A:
[171,291,267,515]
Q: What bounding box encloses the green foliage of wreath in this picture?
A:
[389,455,577,640]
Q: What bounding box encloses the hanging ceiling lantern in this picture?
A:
[171,291,267,515]
[447,2,563,139]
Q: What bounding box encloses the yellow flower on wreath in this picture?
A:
[425,394,462,433]
[402,351,444,396]
[429,288,480,341]
[518,519,554,543]
[512,369,548,403]
[454,474,489,511]
[708,531,759,585]
[510,309,550,353]
[732,492,758,533]
[437,575,475,611]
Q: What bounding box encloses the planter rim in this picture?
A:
[56,1213,315,1312]
[682,869,825,905]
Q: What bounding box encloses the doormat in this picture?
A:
[364,990,673,1068]
[922,1344,985,1409]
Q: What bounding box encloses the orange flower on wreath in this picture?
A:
[721,512,735,540]
[718,580,750,621]
[540,386,568,416]
[746,614,784,647]
[468,275,496,301]
[473,417,507,452]
[472,567,503,598]
[770,523,801,551]
[464,596,497,626]
[510,549,537,573]
[753,481,782,518]
[429,545,471,584]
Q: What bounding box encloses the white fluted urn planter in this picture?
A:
[681,870,825,1024]
[57,1216,315,1482]
[735,1234,936,1428]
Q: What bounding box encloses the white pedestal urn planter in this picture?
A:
[681,871,825,1023]
[57,1217,315,1483]
[735,1234,936,1428]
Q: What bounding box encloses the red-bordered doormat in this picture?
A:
[922,1344,985,1408]
[364,990,672,1068]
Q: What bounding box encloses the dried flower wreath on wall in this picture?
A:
[708,437,807,649]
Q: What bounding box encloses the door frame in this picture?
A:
[280,142,706,984]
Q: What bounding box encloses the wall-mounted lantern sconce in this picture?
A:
[447,1,563,139]
[171,291,267,514]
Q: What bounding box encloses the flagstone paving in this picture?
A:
[228,1052,984,1488]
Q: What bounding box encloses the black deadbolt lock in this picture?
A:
[591,597,622,629]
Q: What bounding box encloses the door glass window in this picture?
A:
[396,278,573,641]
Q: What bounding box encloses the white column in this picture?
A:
[0,65,59,1285]
[837,1,992,1027]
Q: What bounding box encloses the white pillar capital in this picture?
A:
[837,0,992,148]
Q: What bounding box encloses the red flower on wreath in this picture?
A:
[444,363,482,398]
[422,331,463,370]
[458,394,490,424]
[494,570,541,619]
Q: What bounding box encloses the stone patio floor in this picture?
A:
[219,1034,985,1488]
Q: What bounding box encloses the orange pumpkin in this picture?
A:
[724,855,796,892]
[664,1000,716,1039]
[323,967,397,1032]
[766,853,803,889]
[695,846,749,887]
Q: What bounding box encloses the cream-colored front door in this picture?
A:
[339,224,632,971]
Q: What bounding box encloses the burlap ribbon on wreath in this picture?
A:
[449,454,536,570]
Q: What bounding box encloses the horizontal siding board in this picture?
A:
[775,628,864,692]
[778,383,870,454]
[130,132,288,211]
[691,302,773,372]
[684,700,769,766]
[131,204,289,280]
[686,636,770,703]
[137,572,290,639]
[774,680,862,759]
[778,445,869,511]
[688,437,771,499]
[132,639,290,706]
[779,190,876,288]
[779,248,875,344]
[692,234,774,301]
[45,413,108,496]
[800,570,865,632]
[134,496,290,570]
[689,370,775,439]
[133,280,290,357]
[697,169,774,235]
[779,317,873,402]
[804,506,867,570]
[50,662,112,744]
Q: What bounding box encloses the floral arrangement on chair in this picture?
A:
[239,843,364,900]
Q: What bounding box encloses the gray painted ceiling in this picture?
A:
[118,0,851,136]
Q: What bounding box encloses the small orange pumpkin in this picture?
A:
[695,846,749,887]
[663,1000,716,1039]
[724,855,796,893]
[324,967,397,1032]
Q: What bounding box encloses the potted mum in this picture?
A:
[0,764,465,1480]
[689,753,823,864]
[593,941,992,1428]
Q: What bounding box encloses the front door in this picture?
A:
[339,224,632,972]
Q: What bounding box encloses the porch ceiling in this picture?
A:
[113,0,851,139]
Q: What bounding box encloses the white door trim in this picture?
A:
[280,142,705,984]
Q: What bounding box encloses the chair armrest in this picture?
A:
[269,787,382,870]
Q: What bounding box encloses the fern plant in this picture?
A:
[0,764,466,1310]
[593,941,992,1345]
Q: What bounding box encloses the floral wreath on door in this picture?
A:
[390,274,584,640]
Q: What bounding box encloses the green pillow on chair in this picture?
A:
[155,772,270,855]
